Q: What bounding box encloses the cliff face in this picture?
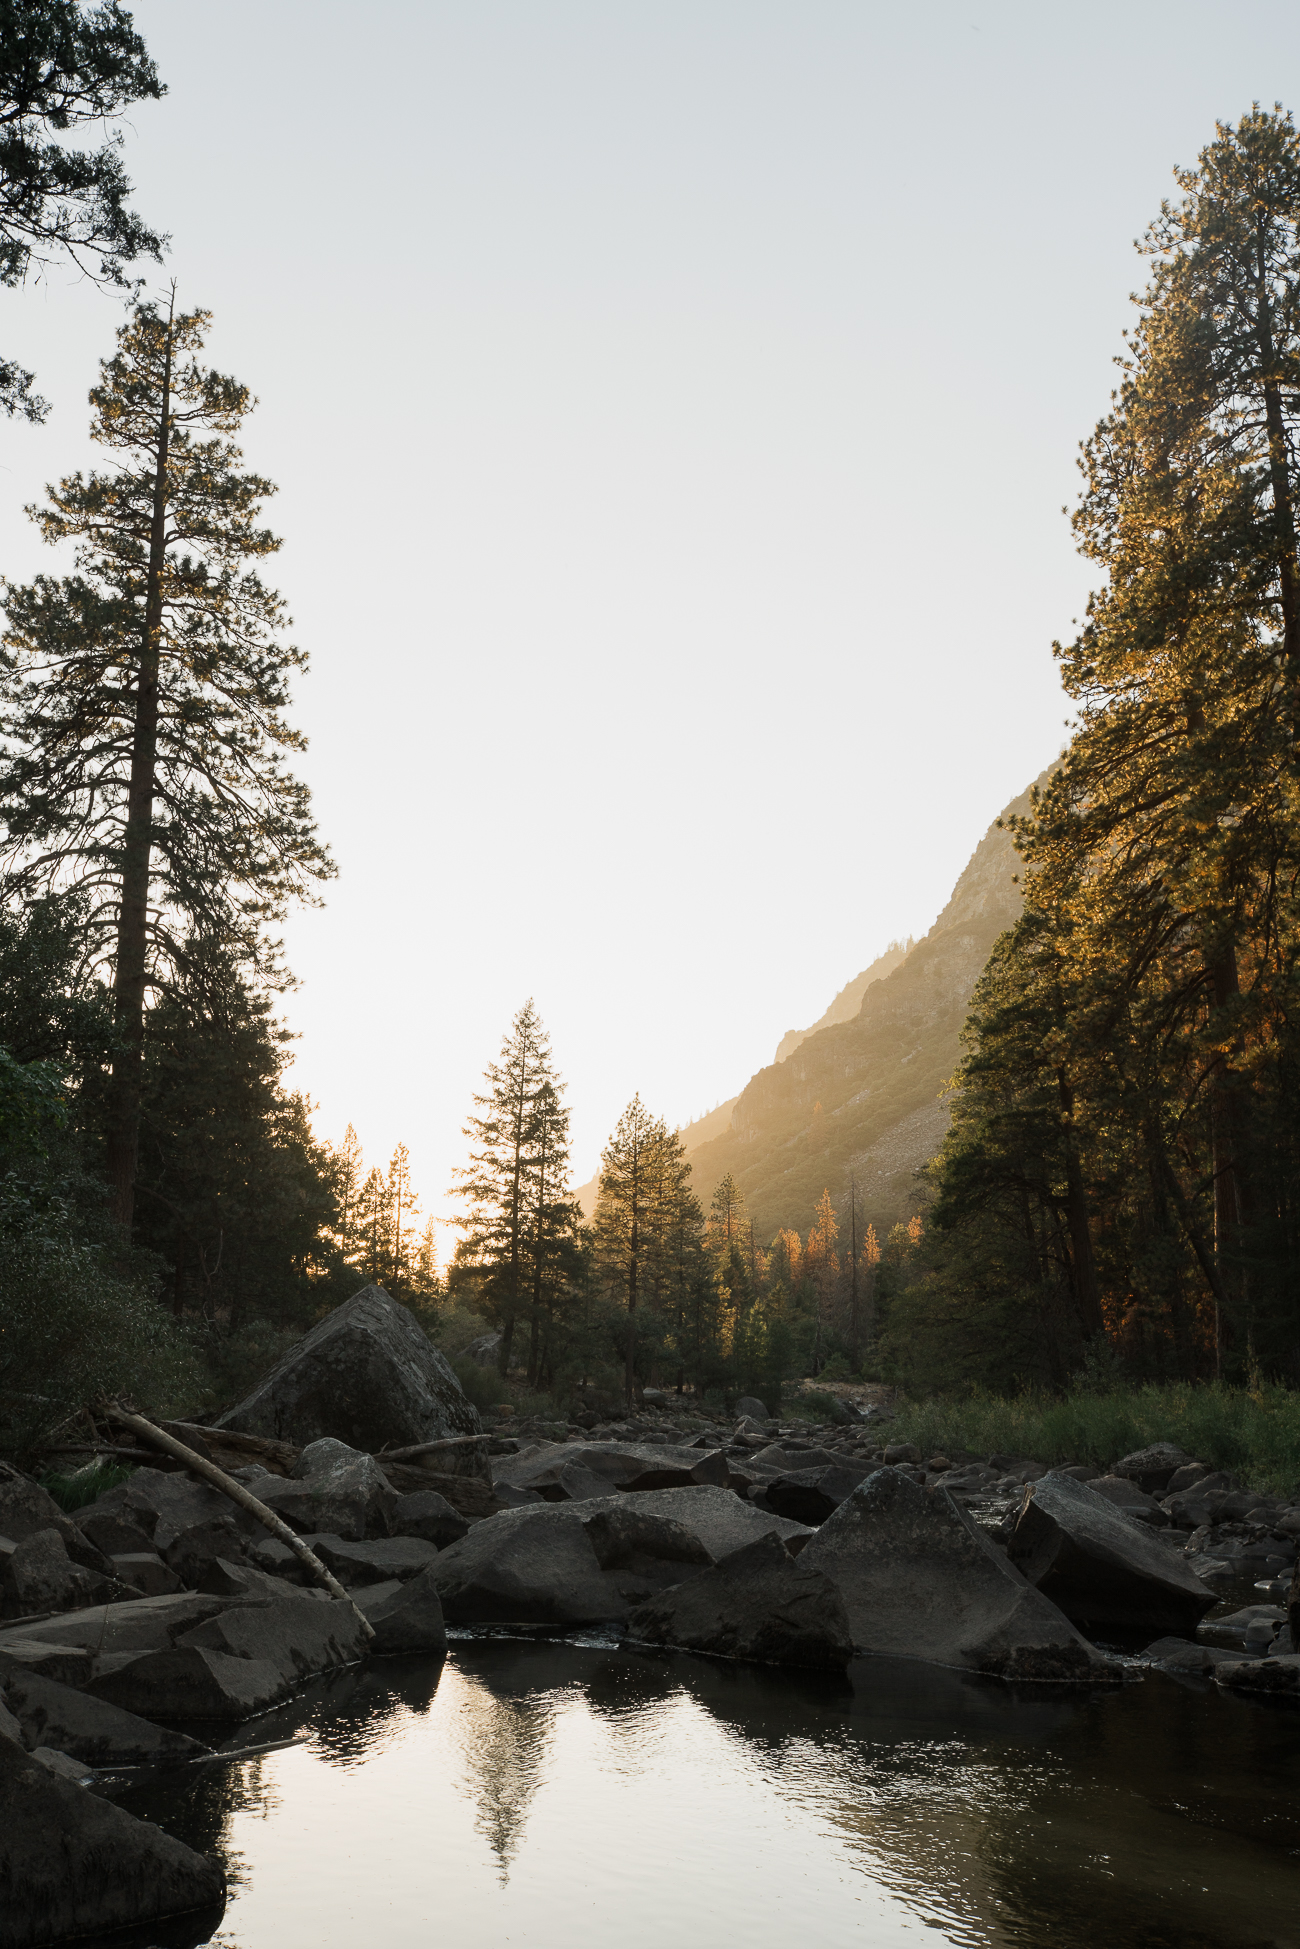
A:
[772,939,912,1065]
[682,772,1049,1238]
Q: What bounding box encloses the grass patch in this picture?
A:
[39,1461,136,1511]
[884,1383,1300,1497]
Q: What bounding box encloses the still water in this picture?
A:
[110,1639,1300,1949]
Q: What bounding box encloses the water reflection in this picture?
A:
[105,1642,1300,1949]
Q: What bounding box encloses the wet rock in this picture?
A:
[0,1734,226,1942]
[31,1746,95,1784]
[429,1505,617,1625]
[256,1439,396,1541]
[2,1669,207,1766]
[218,1282,481,1448]
[355,1568,448,1654]
[301,1533,439,1585]
[1214,1653,1300,1694]
[627,1531,853,1670]
[1007,1472,1214,1633]
[390,1489,471,1548]
[1142,1636,1246,1676]
[799,1468,1118,1682]
[766,1463,874,1526]
[1112,1443,1196,1494]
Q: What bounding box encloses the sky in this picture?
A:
[4,1,1300,1246]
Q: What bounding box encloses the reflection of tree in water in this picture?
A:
[450,1669,559,1881]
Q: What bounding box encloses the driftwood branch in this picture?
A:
[103,1403,375,1640]
[375,1434,490,1464]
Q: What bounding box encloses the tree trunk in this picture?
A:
[107,316,173,1234]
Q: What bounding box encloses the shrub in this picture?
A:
[0,1234,198,1461]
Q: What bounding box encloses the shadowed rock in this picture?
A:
[300,1532,440,1585]
[627,1531,853,1670]
[0,1737,225,1945]
[218,1283,480,1448]
[766,1463,874,1525]
[799,1468,1120,1682]
[2,1669,208,1766]
[355,1567,448,1654]
[1007,1472,1214,1633]
[390,1488,471,1547]
[429,1505,617,1625]
[256,1439,397,1541]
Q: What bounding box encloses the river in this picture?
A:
[105,1637,1299,1949]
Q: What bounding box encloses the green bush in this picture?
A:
[452,1355,510,1410]
[885,1382,1300,1497]
[39,1461,136,1511]
[0,1234,198,1461]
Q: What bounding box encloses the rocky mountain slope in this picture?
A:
[679,772,1049,1239]
[772,939,912,1065]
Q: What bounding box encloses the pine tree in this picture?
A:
[386,1142,419,1288]
[451,1000,559,1375]
[334,1123,363,1262]
[0,1,165,419]
[805,1188,839,1373]
[354,1168,391,1285]
[593,1096,685,1404]
[523,1078,581,1387]
[0,300,332,1231]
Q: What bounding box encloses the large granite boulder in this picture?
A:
[627,1531,853,1670]
[766,1462,875,1525]
[798,1468,1119,1682]
[217,1284,481,1448]
[428,1505,619,1626]
[1110,1443,1197,1494]
[491,1440,729,1501]
[0,1528,117,1620]
[603,1484,811,1559]
[1007,1471,1215,1633]
[0,1465,114,1576]
[355,1568,448,1654]
[0,1737,225,1946]
[390,1488,470,1548]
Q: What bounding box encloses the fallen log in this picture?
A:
[375,1434,491,1465]
[103,1403,375,1639]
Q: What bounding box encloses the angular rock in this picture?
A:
[766,1463,874,1526]
[1087,1474,1162,1513]
[1007,1472,1214,1633]
[733,1396,770,1421]
[464,1331,503,1367]
[248,1538,309,1584]
[1141,1635,1246,1676]
[1112,1443,1196,1494]
[176,1590,369,1685]
[750,1443,845,1474]
[429,1505,619,1625]
[390,1488,471,1547]
[0,1465,113,1576]
[89,1644,288,1723]
[355,1568,448,1654]
[492,1440,730,1501]
[73,1507,157,1561]
[0,1638,94,1687]
[0,1734,226,1942]
[163,1517,257,1588]
[602,1485,811,1560]
[0,1695,21,1744]
[218,1282,481,1448]
[25,1589,229,1653]
[112,1550,184,1597]
[257,1440,396,1541]
[32,1745,96,1784]
[2,1669,208,1765]
[1,1527,114,1619]
[301,1532,439,1585]
[627,1531,853,1670]
[581,1502,713,1602]
[799,1468,1118,1682]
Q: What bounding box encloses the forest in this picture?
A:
[3,26,1300,1455]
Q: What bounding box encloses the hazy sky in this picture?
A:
[4,2,1300,1245]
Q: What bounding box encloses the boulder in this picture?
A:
[464,1332,503,1368]
[74,1507,157,1559]
[581,1502,714,1602]
[0,1639,94,1687]
[90,1645,287,1723]
[162,1517,256,1588]
[1111,1443,1196,1494]
[355,1568,448,1655]
[1007,1472,1215,1633]
[110,1551,184,1597]
[1,1669,207,1766]
[1086,1474,1162,1514]
[217,1283,481,1447]
[0,1735,225,1945]
[492,1440,730,1501]
[429,1505,618,1625]
[627,1531,853,1670]
[766,1463,875,1526]
[1141,1636,1246,1676]
[733,1396,770,1421]
[89,1467,265,1556]
[0,1465,114,1575]
[1,1528,115,1619]
[174,1590,369,1687]
[605,1485,811,1560]
[750,1443,845,1474]
[300,1533,440,1586]
[1214,1653,1300,1695]
[256,1439,396,1541]
[31,1746,95,1785]
[25,1590,228,1654]
[248,1538,309,1584]
[0,1696,22,1745]
[798,1468,1119,1682]
[390,1489,471,1548]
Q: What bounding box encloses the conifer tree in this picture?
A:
[452,1000,561,1375]
[594,1096,686,1404]
[386,1142,419,1288]
[0,300,332,1231]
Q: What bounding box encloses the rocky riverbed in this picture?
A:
[3,1285,1298,1947]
